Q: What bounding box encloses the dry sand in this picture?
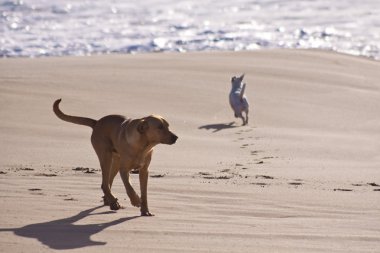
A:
[0,49,379,252]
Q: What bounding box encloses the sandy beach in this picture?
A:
[0,49,379,252]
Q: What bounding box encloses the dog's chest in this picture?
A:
[132,156,145,168]
[129,150,152,169]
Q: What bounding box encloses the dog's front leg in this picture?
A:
[120,167,141,208]
[139,167,152,216]
[139,153,153,216]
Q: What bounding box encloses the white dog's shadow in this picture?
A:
[0,205,138,250]
[199,122,238,133]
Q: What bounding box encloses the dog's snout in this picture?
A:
[171,134,178,144]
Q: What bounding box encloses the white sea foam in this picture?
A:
[1,0,380,59]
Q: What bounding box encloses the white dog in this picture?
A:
[229,74,249,125]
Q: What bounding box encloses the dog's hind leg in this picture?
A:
[97,150,121,210]
[109,154,120,189]
[234,111,245,125]
[238,114,246,125]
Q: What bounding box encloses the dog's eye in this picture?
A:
[158,124,164,130]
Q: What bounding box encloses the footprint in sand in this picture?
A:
[255,175,274,180]
[19,167,34,171]
[28,188,42,191]
[203,175,233,180]
[150,174,166,178]
[333,188,353,192]
[288,182,303,186]
[64,198,78,201]
[352,183,365,187]
[233,164,250,170]
[28,188,44,195]
[73,167,97,174]
[197,170,236,181]
[198,172,212,176]
[352,182,380,192]
[250,150,259,155]
[35,173,57,177]
[55,194,78,201]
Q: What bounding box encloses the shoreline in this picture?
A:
[2,48,380,62]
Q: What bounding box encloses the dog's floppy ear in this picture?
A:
[137,119,149,134]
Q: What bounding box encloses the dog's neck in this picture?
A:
[123,120,157,154]
[230,83,243,93]
[136,137,157,154]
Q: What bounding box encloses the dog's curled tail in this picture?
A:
[53,99,97,128]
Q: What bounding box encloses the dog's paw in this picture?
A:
[141,211,154,216]
[130,195,141,207]
[110,199,121,210]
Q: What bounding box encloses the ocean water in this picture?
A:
[1,0,380,59]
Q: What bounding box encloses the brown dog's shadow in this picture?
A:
[199,122,238,133]
[0,205,138,250]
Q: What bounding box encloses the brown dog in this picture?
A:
[53,99,178,216]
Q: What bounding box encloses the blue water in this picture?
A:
[1,0,380,59]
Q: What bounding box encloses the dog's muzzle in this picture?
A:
[169,133,178,145]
